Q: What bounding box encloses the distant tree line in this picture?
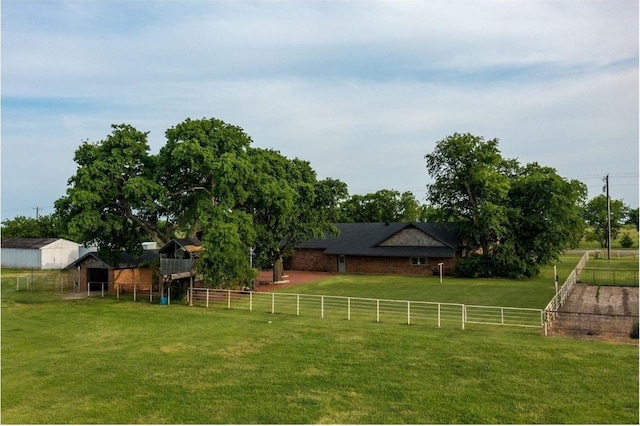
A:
[2,120,637,282]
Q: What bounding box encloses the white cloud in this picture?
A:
[2,0,638,219]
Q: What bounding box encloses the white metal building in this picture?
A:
[1,238,83,270]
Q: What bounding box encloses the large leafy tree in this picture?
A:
[425,133,513,257]
[337,189,421,223]
[0,214,65,238]
[425,133,586,278]
[156,117,253,238]
[56,117,346,287]
[198,206,257,289]
[626,207,639,231]
[243,148,348,282]
[498,163,586,277]
[583,195,629,248]
[55,124,165,261]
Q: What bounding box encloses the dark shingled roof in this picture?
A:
[159,237,203,256]
[297,222,461,258]
[2,238,64,249]
[64,250,159,269]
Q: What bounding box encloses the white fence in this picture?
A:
[16,274,62,292]
[543,251,590,335]
[187,288,543,330]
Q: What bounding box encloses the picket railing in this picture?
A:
[543,251,590,335]
[187,288,543,330]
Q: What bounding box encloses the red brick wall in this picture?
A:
[346,256,457,276]
[289,249,337,272]
[290,249,459,276]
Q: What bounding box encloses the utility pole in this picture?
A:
[33,206,43,220]
[603,174,611,261]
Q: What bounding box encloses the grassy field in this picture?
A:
[579,224,639,249]
[585,256,639,271]
[2,258,638,424]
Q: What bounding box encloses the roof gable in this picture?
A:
[296,222,460,258]
[64,250,159,270]
[159,238,203,256]
[378,225,445,247]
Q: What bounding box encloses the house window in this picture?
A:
[410,257,427,266]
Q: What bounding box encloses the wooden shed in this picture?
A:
[64,250,158,294]
[159,237,203,301]
[1,238,83,270]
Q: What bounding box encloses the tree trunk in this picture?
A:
[272,257,284,283]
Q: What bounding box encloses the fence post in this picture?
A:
[407,301,411,325]
[377,299,380,323]
[462,305,465,330]
[438,303,441,328]
[250,292,253,311]
[271,293,275,314]
[297,294,300,316]
[101,283,105,298]
[116,284,119,299]
[88,282,91,297]
[206,289,210,308]
[321,296,324,319]
[227,290,231,310]
[501,307,504,325]
[348,297,351,321]
[134,285,137,302]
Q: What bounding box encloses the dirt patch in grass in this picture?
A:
[254,270,332,292]
[550,285,639,344]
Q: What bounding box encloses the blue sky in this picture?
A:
[2,0,638,221]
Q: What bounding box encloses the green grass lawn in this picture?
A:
[277,254,584,309]
[585,256,639,271]
[2,258,638,424]
[579,224,639,250]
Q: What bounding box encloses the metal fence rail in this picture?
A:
[16,275,60,292]
[544,251,590,333]
[188,288,541,330]
[465,305,543,328]
[576,269,639,286]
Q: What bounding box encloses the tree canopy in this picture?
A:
[243,148,348,282]
[336,189,422,223]
[0,214,65,239]
[55,124,161,262]
[425,133,586,278]
[55,117,347,286]
[583,195,629,248]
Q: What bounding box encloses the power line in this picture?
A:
[32,207,44,220]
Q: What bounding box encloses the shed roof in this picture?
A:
[297,222,461,258]
[159,237,203,255]
[64,250,159,270]
[2,238,66,249]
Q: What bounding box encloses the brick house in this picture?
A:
[64,250,158,294]
[288,222,463,276]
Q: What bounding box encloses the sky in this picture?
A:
[1,0,638,222]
